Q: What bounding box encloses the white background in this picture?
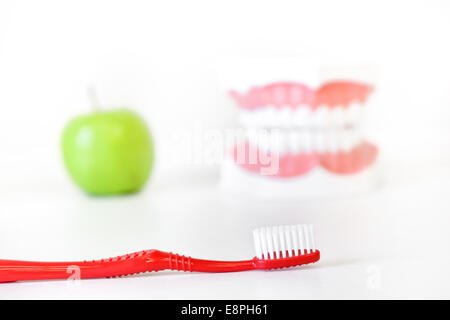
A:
[1,0,450,299]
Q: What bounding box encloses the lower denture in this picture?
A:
[231,141,378,178]
[319,141,378,174]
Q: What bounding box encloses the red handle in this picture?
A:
[0,250,320,283]
[0,250,168,282]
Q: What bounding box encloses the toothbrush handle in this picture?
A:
[0,250,169,283]
[0,250,255,283]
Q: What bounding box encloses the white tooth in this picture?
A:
[270,130,287,154]
[312,105,330,128]
[300,131,313,153]
[339,130,353,152]
[347,103,363,126]
[330,106,345,128]
[246,128,257,146]
[287,131,301,153]
[268,106,283,128]
[263,106,277,128]
[347,128,361,150]
[293,107,311,127]
[265,130,276,153]
[253,132,263,153]
[251,109,262,128]
[352,129,363,148]
[327,130,339,153]
[278,107,292,128]
[256,109,266,127]
[314,130,326,153]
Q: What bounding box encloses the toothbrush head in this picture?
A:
[252,224,320,270]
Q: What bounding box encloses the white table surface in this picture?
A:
[1,160,449,299]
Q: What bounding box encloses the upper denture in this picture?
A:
[229,83,314,110]
[315,81,373,108]
[229,81,373,110]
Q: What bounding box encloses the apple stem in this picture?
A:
[87,86,101,112]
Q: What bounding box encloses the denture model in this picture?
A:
[221,81,379,197]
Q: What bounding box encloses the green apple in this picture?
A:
[62,109,153,195]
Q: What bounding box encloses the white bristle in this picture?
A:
[284,225,293,257]
[259,229,269,259]
[309,224,316,252]
[252,224,318,260]
[253,229,263,259]
[290,225,299,256]
[303,224,311,254]
[278,225,287,258]
[297,224,305,255]
[265,227,274,259]
[272,227,280,259]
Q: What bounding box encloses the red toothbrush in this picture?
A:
[0,224,320,283]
